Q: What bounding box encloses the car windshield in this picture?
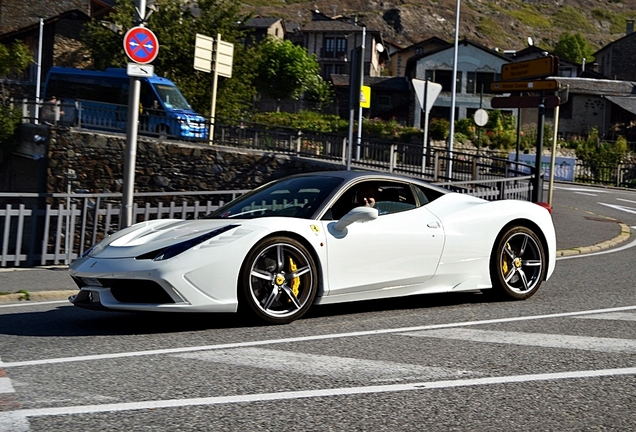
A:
[205,176,343,219]
[153,84,192,110]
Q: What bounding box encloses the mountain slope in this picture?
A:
[242,0,636,53]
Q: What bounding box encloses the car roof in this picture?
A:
[282,170,450,193]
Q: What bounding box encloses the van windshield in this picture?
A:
[154,84,192,110]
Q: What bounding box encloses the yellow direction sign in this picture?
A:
[490,80,560,93]
[501,56,558,81]
[360,85,371,108]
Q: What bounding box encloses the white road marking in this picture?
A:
[598,202,636,215]
[552,186,612,193]
[575,312,636,322]
[402,328,636,353]
[0,300,67,309]
[574,192,598,196]
[2,305,636,369]
[0,377,15,394]
[1,367,635,420]
[0,412,29,432]
[617,198,636,204]
[176,348,473,382]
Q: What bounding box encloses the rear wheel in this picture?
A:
[240,237,318,324]
[488,226,546,300]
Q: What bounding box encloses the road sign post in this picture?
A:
[121,0,158,228]
[194,33,234,144]
[412,79,442,170]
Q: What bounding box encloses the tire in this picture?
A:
[488,226,546,300]
[240,237,318,324]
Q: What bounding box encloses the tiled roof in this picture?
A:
[244,17,282,29]
[552,77,636,95]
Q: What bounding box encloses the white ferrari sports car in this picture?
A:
[69,171,556,324]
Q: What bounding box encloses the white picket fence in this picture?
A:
[0,190,247,267]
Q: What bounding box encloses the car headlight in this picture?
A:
[136,224,238,261]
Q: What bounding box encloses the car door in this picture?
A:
[320,180,445,297]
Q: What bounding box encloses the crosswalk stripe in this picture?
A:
[175,348,474,382]
[401,329,636,353]
[575,312,636,322]
[0,366,15,395]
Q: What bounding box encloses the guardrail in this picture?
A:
[0,190,247,267]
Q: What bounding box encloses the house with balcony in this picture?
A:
[405,39,512,128]
[387,37,449,77]
[299,10,386,80]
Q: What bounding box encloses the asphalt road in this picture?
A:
[1,183,635,431]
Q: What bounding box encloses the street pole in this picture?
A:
[121,0,146,228]
[208,33,221,144]
[355,27,365,161]
[447,0,461,180]
[34,17,43,124]
[346,46,361,170]
[532,93,546,203]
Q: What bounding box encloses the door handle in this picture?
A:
[427,221,440,228]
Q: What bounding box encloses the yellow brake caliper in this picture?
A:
[288,257,300,298]
[502,243,510,275]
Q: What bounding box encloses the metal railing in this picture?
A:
[0,190,247,267]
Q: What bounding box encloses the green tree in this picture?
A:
[251,38,325,101]
[552,32,596,64]
[81,0,255,118]
[0,41,33,77]
[0,41,32,157]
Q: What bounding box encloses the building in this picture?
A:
[330,75,411,121]
[387,37,449,77]
[593,21,636,81]
[405,39,512,128]
[299,10,386,80]
[552,77,636,142]
[0,0,114,86]
[242,17,285,46]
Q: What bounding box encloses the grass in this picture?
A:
[552,6,598,33]
[17,289,30,300]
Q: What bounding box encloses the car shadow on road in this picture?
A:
[0,292,496,337]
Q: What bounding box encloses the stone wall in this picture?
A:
[45,128,342,195]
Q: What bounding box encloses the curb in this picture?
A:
[0,290,77,304]
[556,222,632,257]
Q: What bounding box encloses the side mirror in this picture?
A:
[333,206,378,232]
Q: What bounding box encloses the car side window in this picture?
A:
[374,183,416,215]
[324,181,416,220]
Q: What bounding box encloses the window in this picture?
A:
[425,70,462,92]
[378,95,391,106]
[336,38,347,59]
[467,71,498,94]
[323,37,335,58]
[325,181,417,220]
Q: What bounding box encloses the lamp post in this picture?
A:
[447,0,461,180]
[34,17,43,124]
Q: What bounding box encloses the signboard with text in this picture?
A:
[509,153,575,182]
[501,56,558,81]
[490,79,559,93]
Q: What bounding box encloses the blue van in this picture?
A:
[42,67,208,140]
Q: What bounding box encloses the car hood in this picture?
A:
[89,219,249,259]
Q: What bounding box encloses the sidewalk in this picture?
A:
[0,205,631,303]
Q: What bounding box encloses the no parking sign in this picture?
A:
[123,26,159,64]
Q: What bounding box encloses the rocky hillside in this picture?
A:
[242,0,636,52]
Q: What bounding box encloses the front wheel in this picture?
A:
[488,226,546,300]
[240,237,318,324]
